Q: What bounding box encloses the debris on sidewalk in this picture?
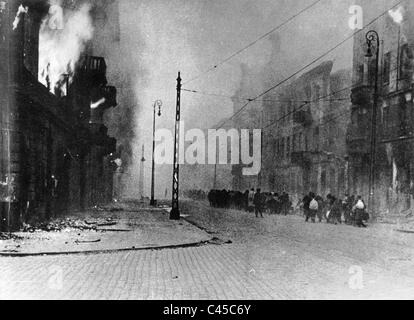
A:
[208,237,232,245]
[0,202,212,256]
[75,239,102,244]
[0,233,24,241]
[22,219,98,232]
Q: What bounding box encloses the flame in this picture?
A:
[90,98,106,109]
[38,3,94,94]
[114,159,122,167]
[388,6,404,24]
[12,4,28,30]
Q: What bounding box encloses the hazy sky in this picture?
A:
[112,0,397,197]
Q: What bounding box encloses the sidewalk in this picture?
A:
[0,201,212,256]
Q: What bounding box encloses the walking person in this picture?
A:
[325,194,336,223]
[248,188,255,212]
[243,190,249,211]
[342,194,352,225]
[281,192,291,216]
[266,192,278,215]
[330,197,342,225]
[308,194,318,223]
[315,195,324,223]
[253,189,264,218]
[352,195,368,228]
[302,192,313,222]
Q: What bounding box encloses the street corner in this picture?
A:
[0,202,214,257]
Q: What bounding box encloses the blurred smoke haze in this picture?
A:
[96,0,395,198]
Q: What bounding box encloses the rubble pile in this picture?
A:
[21,217,117,233]
[0,233,24,241]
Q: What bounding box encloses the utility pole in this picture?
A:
[213,163,217,189]
[139,144,145,201]
[170,72,181,220]
[365,30,380,215]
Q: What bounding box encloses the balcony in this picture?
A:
[101,85,117,108]
[346,124,370,155]
[351,85,373,106]
[293,109,312,126]
[76,56,108,88]
[291,151,311,167]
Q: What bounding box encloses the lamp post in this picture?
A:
[150,100,162,206]
[365,30,380,214]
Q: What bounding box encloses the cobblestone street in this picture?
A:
[1,201,414,300]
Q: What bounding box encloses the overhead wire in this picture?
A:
[212,0,403,130]
[183,0,324,85]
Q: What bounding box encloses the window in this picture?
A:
[330,168,336,192]
[313,127,319,151]
[304,83,312,101]
[383,52,391,85]
[286,136,291,156]
[356,64,364,84]
[314,84,321,101]
[292,134,297,152]
[274,139,279,159]
[382,103,390,128]
[400,101,408,134]
[321,171,326,191]
[368,59,377,85]
[304,134,308,152]
[287,104,292,122]
[400,44,413,81]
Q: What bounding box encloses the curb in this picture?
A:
[0,238,215,258]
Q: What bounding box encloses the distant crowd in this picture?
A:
[184,188,370,228]
[207,189,293,217]
[182,189,207,201]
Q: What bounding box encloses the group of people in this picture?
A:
[182,189,207,201]
[207,189,292,218]
[300,192,369,227]
[188,188,369,227]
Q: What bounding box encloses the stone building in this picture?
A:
[261,61,352,203]
[0,0,117,231]
[347,0,414,215]
[231,64,264,192]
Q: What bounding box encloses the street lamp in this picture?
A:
[150,99,162,206]
[365,30,380,215]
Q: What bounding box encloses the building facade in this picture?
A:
[231,64,264,192]
[347,0,414,215]
[261,62,352,204]
[228,58,352,202]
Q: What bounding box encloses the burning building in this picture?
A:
[0,0,118,231]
